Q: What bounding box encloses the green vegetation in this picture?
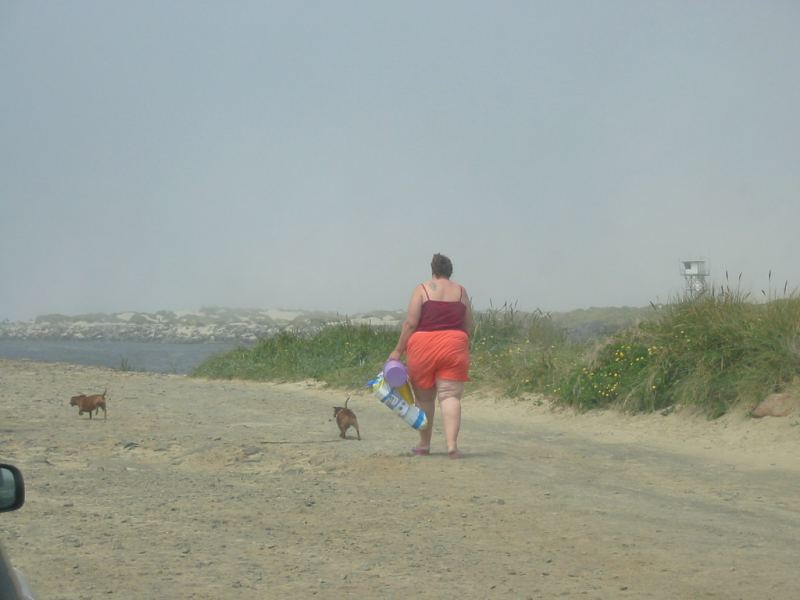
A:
[192,322,396,389]
[468,303,579,396]
[550,305,656,342]
[192,293,800,418]
[558,291,800,416]
[193,303,583,396]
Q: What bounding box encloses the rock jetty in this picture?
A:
[0,307,404,343]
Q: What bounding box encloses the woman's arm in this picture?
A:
[389,287,423,360]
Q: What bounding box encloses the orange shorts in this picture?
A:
[406,329,470,390]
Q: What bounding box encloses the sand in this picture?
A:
[1,358,799,599]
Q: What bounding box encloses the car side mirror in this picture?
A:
[0,464,24,513]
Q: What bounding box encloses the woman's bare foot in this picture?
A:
[410,447,430,456]
[448,449,463,459]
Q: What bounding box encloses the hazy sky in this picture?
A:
[2,1,798,321]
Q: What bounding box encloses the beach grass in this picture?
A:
[192,321,397,390]
[557,289,800,416]
[192,304,581,396]
[192,291,800,417]
[467,302,581,396]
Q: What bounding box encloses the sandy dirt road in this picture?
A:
[1,359,799,599]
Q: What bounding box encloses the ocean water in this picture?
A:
[0,339,247,374]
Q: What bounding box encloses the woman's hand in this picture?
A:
[388,350,401,361]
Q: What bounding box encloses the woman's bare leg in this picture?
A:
[412,385,436,451]
[437,379,464,456]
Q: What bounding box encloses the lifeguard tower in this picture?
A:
[680,259,710,298]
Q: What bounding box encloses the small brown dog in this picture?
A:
[333,395,360,440]
[70,388,107,420]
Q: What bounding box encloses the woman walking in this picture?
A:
[389,253,473,458]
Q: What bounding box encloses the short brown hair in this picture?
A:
[431,253,453,278]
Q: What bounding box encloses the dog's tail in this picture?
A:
[345,395,351,409]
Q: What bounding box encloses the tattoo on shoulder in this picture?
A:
[429,281,437,291]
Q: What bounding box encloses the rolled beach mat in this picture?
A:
[367,373,428,430]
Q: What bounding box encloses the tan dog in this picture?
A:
[333,396,360,440]
[70,388,107,420]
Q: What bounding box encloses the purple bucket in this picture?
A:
[383,359,408,388]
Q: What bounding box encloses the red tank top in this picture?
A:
[415,284,467,332]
